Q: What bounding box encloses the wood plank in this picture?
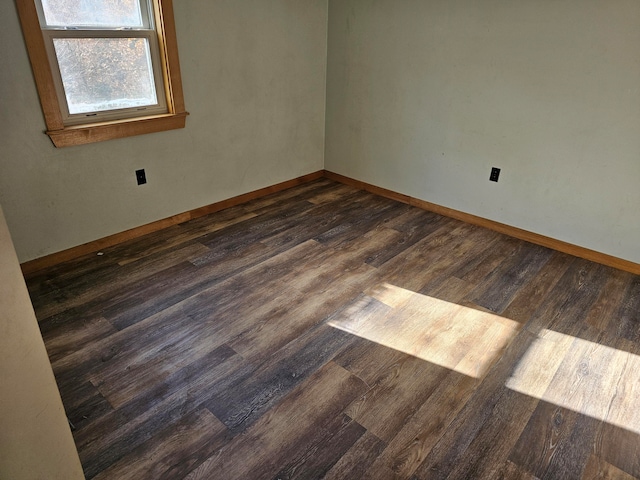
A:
[596,424,640,479]
[26,253,119,297]
[334,334,409,388]
[508,324,629,479]
[229,277,368,362]
[75,347,243,478]
[363,370,479,480]
[581,454,638,480]
[270,414,366,480]
[33,242,211,320]
[184,361,368,480]
[365,313,529,479]
[40,315,117,364]
[105,235,323,331]
[409,328,540,479]
[258,188,373,250]
[206,323,355,433]
[62,380,113,432]
[322,431,387,480]
[595,337,640,477]
[524,259,611,336]
[236,177,338,213]
[194,199,318,258]
[584,269,634,332]
[341,284,521,380]
[618,276,640,342]
[50,303,214,400]
[306,182,360,205]
[500,250,575,323]
[101,237,334,335]
[494,460,541,480]
[425,275,478,305]
[437,388,541,480]
[91,278,297,407]
[344,354,451,443]
[448,234,519,285]
[91,409,227,480]
[468,243,554,314]
[363,208,450,268]
[313,196,412,248]
[104,246,269,329]
[88,313,243,407]
[111,344,237,422]
[378,222,496,294]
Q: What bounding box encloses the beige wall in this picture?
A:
[326,0,640,264]
[0,0,328,262]
[2,0,639,264]
[0,205,84,480]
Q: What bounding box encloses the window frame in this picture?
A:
[16,0,188,148]
[43,31,168,125]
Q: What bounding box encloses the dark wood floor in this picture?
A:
[25,178,640,480]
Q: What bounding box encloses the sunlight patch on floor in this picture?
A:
[328,282,640,437]
[506,329,640,435]
[328,283,522,379]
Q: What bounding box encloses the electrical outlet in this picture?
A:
[136,169,147,185]
[489,167,501,182]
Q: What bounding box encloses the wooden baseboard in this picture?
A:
[20,171,324,276]
[323,170,640,275]
[21,168,639,276]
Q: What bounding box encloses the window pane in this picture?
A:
[53,37,158,114]
[41,0,143,27]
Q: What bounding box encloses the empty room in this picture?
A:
[1,1,639,479]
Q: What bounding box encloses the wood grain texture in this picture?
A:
[155,0,186,114]
[20,171,324,275]
[184,361,367,480]
[322,430,387,480]
[91,409,226,480]
[324,170,640,275]
[26,178,640,479]
[15,0,64,130]
[46,112,188,148]
[582,455,638,480]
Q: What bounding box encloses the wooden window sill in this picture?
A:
[45,112,189,147]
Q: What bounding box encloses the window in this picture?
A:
[16,0,188,147]
[39,0,167,125]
